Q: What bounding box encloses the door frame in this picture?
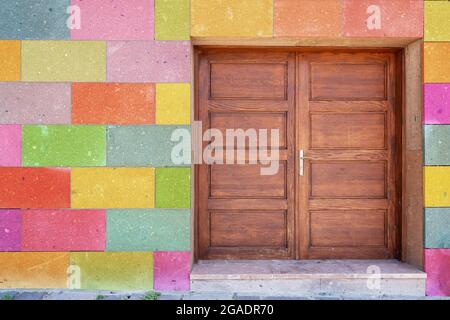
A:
[193,44,423,266]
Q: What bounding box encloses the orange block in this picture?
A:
[0,168,71,209]
[0,41,21,81]
[0,252,69,288]
[275,0,342,37]
[72,83,155,124]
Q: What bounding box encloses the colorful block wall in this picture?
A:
[0,0,448,296]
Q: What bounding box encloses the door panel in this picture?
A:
[197,50,296,259]
[298,52,398,259]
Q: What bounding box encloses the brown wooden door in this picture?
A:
[297,52,399,259]
[196,48,400,260]
[196,50,296,259]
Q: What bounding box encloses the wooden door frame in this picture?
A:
[193,43,423,267]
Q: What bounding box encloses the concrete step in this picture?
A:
[190,260,427,297]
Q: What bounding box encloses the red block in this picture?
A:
[0,168,70,208]
[343,0,423,38]
[425,249,450,297]
[22,209,106,251]
[154,251,190,291]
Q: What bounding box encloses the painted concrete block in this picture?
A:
[107,41,191,83]
[0,210,21,251]
[425,1,450,41]
[274,0,342,37]
[424,42,450,83]
[156,168,191,208]
[71,168,155,209]
[155,0,190,40]
[72,83,155,125]
[191,0,273,37]
[424,125,450,165]
[22,125,106,167]
[424,84,450,124]
[425,249,450,296]
[425,208,450,249]
[22,41,106,82]
[0,0,70,39]
[154,251,190,291]
[106,209,190,251]
[0,168,70,209]
[22,210,106,251]
[70,252,153,291]
[0,83,71,124]
[0,252,69,288]
[156,83,190,124]
[343,0,423,38]
[424,166,450,207]
[107,125,191,167]
[71,0,154,40]
[0,41,20,81]
[0,125,21,166]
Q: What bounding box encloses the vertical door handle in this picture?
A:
[299,149,304,176]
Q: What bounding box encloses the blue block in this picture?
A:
[425,208,450,248]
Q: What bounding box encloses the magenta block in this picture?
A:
[0,83,71,124]
[0,125,21,166]
[0,210,21,251]
[107,41,191,82]
[71,0,154,40]
[154,251,190,291]
[424,84,450,124]
[425,249,450,296]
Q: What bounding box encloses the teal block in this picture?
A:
[425,125,450,165]
[106,209,190,251]
[156,168,191,208]
[107,125,191,167]
[425,208,450,249]
[22,125,106,166]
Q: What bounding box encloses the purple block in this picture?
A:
[71,0,154,40]
[424,84,450,124]
[0,125,21,166]
[0,83,71,124]
[107,41,191,83]
[154,251,190,291]
[0,210,21,251]
[425,249,450,296]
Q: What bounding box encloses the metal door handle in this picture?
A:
[299,149,305,176]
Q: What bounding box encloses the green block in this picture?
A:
[106,209,190,251]
[70,252,153,291]
[156,167,191,208]
[425,208,450,248]
[23,125,106,166]
[155,0,190,40]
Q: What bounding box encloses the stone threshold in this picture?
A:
[191,259,427,280]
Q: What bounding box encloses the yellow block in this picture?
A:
[0,252,69,289]
[424,166,450,207]
[425,1,450,41]
[71,168,155,208]
[156,83,191,124]
[191,0,273,37]
[424,42,450,83]
[22,41,106,82]
[0,41,20,81]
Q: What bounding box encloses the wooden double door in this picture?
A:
[196,48,401,260]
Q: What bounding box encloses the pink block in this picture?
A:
[22,210,106,251]
[343,0,423,38]
[154,251,190,291]
[425,249,450,296]
[0,125,21,166]
[71,0,154,40]
[0,83,71,124]
[425,84,450,124]
[0,210,21,251]
[107,41,191,82]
